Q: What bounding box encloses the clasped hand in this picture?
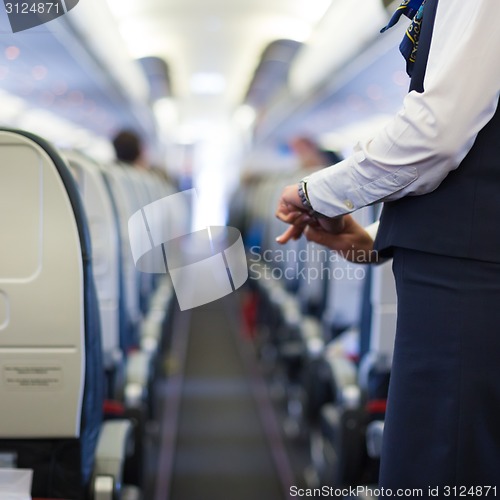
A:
[274,184,377,264]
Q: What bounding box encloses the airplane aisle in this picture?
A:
[155,293,293,500]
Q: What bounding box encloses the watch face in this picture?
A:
[299,181,311,209]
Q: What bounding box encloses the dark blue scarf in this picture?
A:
[381,0,426,76]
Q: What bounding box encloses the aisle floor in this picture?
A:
[157,295,289,500]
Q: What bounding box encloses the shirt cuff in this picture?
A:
[305,152,419,217]
[305,158,365,217]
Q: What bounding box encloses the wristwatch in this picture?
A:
[298,177,328,218]
[298,176,314,211]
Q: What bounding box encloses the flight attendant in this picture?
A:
[275,0,500,491]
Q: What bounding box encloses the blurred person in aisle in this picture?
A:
[289,135,342,171]
[112,129,148,169]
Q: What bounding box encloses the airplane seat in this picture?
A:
[357,259,397,478]
[245,174,326,436]
[63,150,125,401]
[245,175,378,461]
[314,258,397,489]
[104,167,132,388]
[133,178,188,366]
[320,206,373,342]
[123,168,156,314]
[0,129,134,499]
[103,164,143,350]
[102,165,152,423]
[322,260,396,494]
[141,172,171,292]
[244,174,281,254]
[312,350,369,488]
[301,276,363,434]
[102,164,179,419]
[293,206,376,486]
[239,172,321,433]
[239,177,297,407]
[125,167,177,320]
[100,166,158,355]
[299,206,372,423]
[141,176,185,323]
[242,178,283,348]
[63,150,152,488]
[296,242,330,319]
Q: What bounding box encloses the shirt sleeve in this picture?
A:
[306,0,500,218]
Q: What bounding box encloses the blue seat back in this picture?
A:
[0,129,103,498]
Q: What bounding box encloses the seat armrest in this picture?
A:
[92,419,133,499]
[125,351,151,407]
[366,420,385,458]
[126,351,151,386]
[301,316,324,358]
[93,476,114,500]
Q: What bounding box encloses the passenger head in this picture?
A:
[112,129,144,166]
[289,136,342,169]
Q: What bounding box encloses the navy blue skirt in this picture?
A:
[379,248,500,492]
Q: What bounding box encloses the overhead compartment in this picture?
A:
[288,0,388,97]
[62,0,150,105]
[252,0,412,147]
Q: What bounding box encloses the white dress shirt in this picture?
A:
[306,0,500,218]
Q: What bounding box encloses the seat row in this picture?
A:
[0,128,184,499]
[230,167,397,492]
